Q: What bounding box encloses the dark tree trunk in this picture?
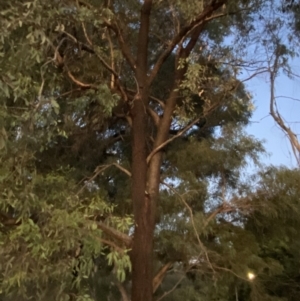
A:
[129,2,228,301]
[130,1,154,301]
[131,92,155,301]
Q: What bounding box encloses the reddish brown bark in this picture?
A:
[131,94,154,301]
[129,2,228,301]
[131,1,154,301]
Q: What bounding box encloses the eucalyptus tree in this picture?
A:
[0,1,291,301]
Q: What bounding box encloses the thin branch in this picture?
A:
[153,262,173,293]
[81,21,93,46]
[161,181,215,273]
[212,265,249,281]
[147,118,200,164]
[105,22,136,71]
[67,70,95,88]
[95,237,125,253]
[97,222,132,248]
[112,163,132,177]
[203,207,223,228]
[77,165,111,194]
[56,88,82,98]
[77,163,131,194]
[105,27,116,89]
[147,106,160,127]
[275,95,300,102]
[83,25,129,101]
[241,68,269,83]
[115,282,130,301]
[203,203,236,228]
[269,49,300,166]
[149,95,165,108]
[155,272,186,301]
[221,169,227,204]
[126,88,165,108]
[80,30,119,79]
[148,0,227,84]
[59,29,128,101]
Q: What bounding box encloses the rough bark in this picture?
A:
[129,2,229,301]
[131,1,154,301]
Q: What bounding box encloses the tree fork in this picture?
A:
[130,1,228,301]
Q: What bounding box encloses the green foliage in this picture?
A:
[0,0,300,301]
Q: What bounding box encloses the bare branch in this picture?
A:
[115,282,130,301]
[79,24,129,101]
[147,106,160,127]
[126,88,165,108]
[81,21,93,46]
[153,262,173,293]
[148,0,227,84]
[203,207,223,228]
[155,271,186,301]
[96,237,126,253]
[97,222,132,248]
[77,165,111,195]
[161,182,215,273]
[203,203,236,228]
[241,67,269,83]
[55,29,128,101]
[147,118,200,164]
[149,95,165,109]
[105,28,117,89]
[77,163,131,195]
[212,265,249,281]
[105,22,136,71]
[112,163,132,177]
[275,95,300,102]
[67,70,95,88]
[269,49,300,166]
[80,28,120,79]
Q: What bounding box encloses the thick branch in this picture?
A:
[97,222,132,248]
[136,0,153,84]
[147,1,227,203]
[153,262,173,293]
[148,0,227,84]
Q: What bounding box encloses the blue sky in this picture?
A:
[245,59,300,168]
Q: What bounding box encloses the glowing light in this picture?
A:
[247,272,255,280]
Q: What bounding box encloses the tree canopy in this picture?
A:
[1,1,300,301]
